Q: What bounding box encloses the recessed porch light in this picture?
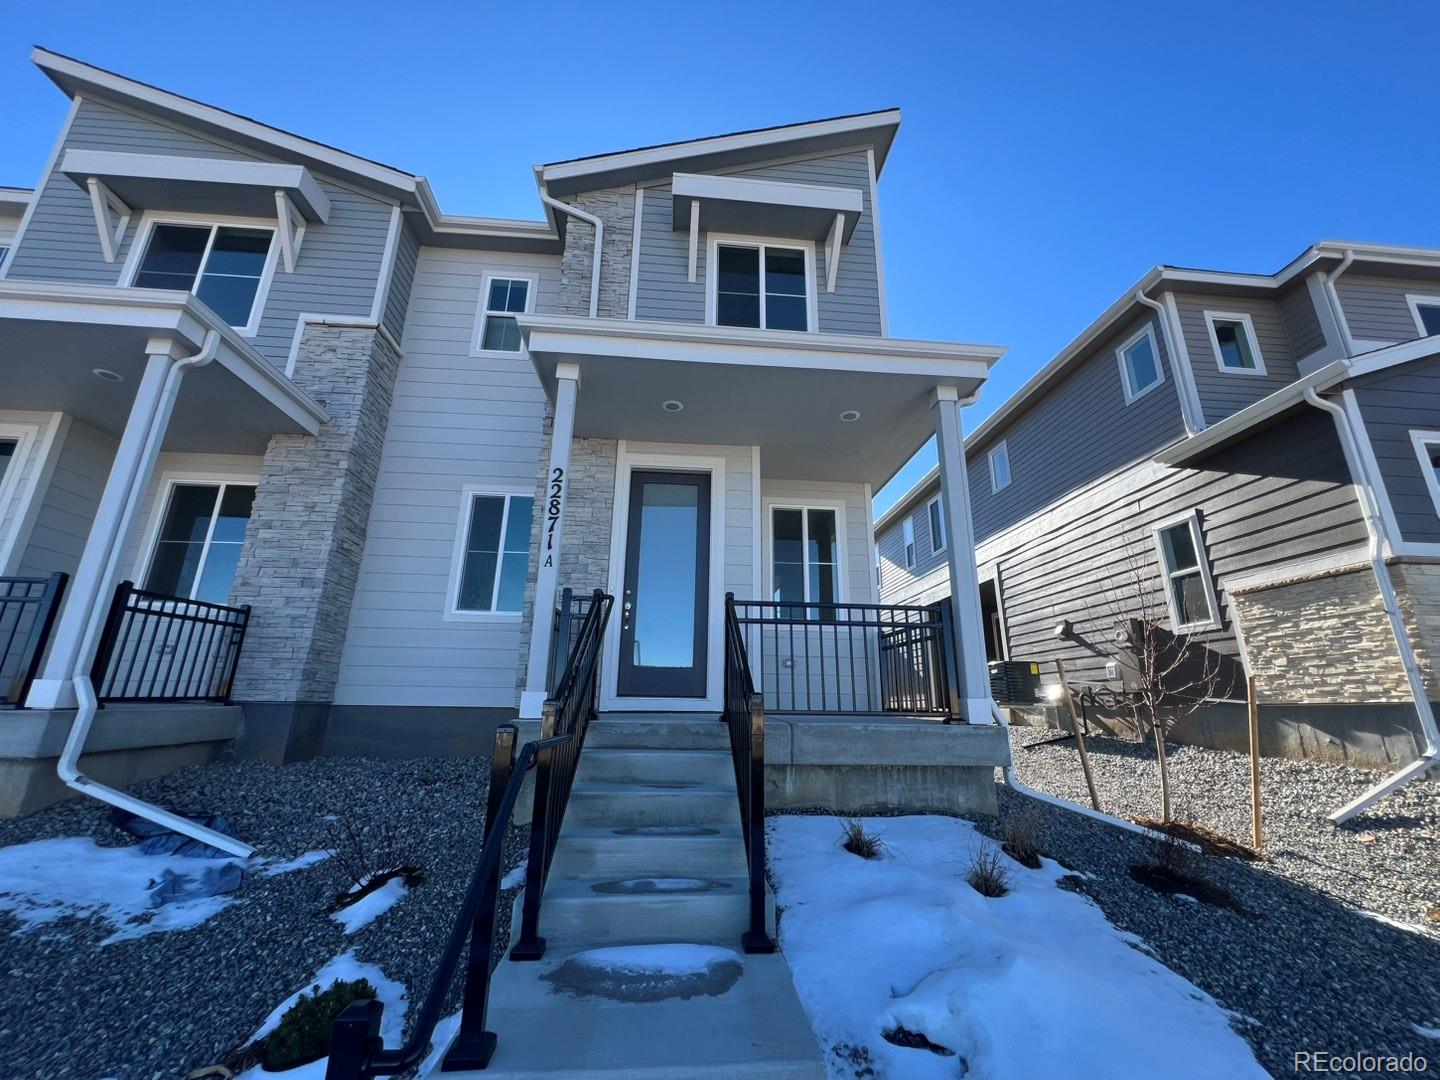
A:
[662,400,684,412]
[839,410,861,422]
[92,368,124,382]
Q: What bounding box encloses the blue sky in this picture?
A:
[3,2,1436,514]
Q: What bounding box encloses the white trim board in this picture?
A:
[0,95,82,282]
[0,412,67,576]
[1405,293,1440,337]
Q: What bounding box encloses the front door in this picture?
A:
[617,470,710,698]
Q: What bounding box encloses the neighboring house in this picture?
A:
[0,48,1009,817]
[878,240,1440,795]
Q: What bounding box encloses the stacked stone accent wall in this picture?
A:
[1231,566,1410,704]
[514,416,619,691]
[230,325,401,702]
[1391,560,1440,700]
[557,184,636,318]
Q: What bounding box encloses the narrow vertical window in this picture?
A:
[0,439,14,486]
[927,495,947,554]
[772,506,839,619]
[1409,431,1440,518]
[902,517,916,569]
[477,277,532,352]
[989,440,1011,492]
[457,493,534,612]
[1154,514,1218,630]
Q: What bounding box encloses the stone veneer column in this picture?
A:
[228,324,401,755]
[557,184,635,318]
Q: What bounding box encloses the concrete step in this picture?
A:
[534,875,772,947]
[578,748,734,786]
[455,945,823,1079]
[586,715,729,751]
[550,823,749,878]
[567,781,740,828]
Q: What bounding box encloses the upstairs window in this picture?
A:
[131,222,275,333]
[927,495,947,554]
[0,438,14,486]
[902,517,916,569]
[1206,312,1266,374]
[1116,324,1164,402]
[1409,430,1440,518]
[455,492,534,613]
[989,440,1012,492]
[712,240,811,332]
[476,275,533,353]
[0,244,8,269]
[1406,295,1440,337]
[143,482,256,604]
[1153,513,1219,631]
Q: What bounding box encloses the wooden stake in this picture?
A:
[1055,658,1102,812]
[1247,675,1263,852]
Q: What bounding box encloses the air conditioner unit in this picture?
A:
[989,660,1042,705]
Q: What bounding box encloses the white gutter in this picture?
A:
[56,331,255,858]
[1319,248,1358,357]
[1135,290,1203,436]
[537,189,603,319]
[1302,387,1439,823]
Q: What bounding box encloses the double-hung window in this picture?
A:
[455,492,534,614]
[713,241,810,331]
[772,506,839,619]
[1116,324,1164,402]
[131,222,275,332]
[989,440,1011,492]
[902,517,916,569]
[927,495,947,554]
[1206,312,1266,374]
[1406,295,1440,337]
[1153,513,1219,631]
[143,482,257,604]
[476,275,533,353]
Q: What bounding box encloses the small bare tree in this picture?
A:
[1103,534,1232,823]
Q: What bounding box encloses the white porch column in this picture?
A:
[27,339,193,709]
[931,384,993,724]
[520,362,581,718]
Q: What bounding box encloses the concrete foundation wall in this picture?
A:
[766,764,997,816]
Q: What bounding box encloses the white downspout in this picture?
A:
[1302,387,1439,823]
[1319,249,1358,357]
[56,331,254,858]
[1135,290,1203,436]
[538,190,603,319]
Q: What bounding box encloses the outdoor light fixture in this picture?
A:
[661,400,684,412]
[1053,619,1073,639]
[91,368,124,382]
[839,410,861,422]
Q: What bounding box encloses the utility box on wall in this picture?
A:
[989,660,1042,705]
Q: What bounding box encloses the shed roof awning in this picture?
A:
[670,172,863,243]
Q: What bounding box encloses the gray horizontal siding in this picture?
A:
[1351,353,1440,545]
[1175,294,1300,426]
[1336,274,1438,344]
[633,149,882,335]
[1278,281,1326,359]
[7,97,392,370]
[979,408,1365,684]
[876,485,948,604]
[382,218,420,341]
[967,313,1185,545]
[15,418,115,579]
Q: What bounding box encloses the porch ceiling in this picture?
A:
[0,282,326,453]
[522,315,1002,488]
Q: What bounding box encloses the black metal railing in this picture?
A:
[512,589,613,960]
[546,587,597,694]
[729,599,960,719]
[90,581,250,704]
[0,573,68,708]
[723,595,776,954]
[325,588,614,1078]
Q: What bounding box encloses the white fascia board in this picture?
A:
[0,187,32,214]
[1343,333,1440,378]
[61,149,331,222]
[672,172,863,215]
[540,109,903,186]
[874,464,941,534]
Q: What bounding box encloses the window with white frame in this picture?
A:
[0,244,8,269]
[902,516,916,569]
[455,492,534,613]
[1153,513,1218,630]
[0,438,14,486]
[1406,295,1440,337]
[143,482,257,604]
[772,506,839,618]
[1116,325,1164,402]
[131,222,276,331]
[713,241,810,331]
[475,276,534,353]
[1410,430,1440,517]
[1206,312,1266,374]
[927,495,947,554]
[989,440,1011,492]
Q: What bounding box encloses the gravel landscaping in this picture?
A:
[976,725,1440,1075]
[0,756,525,1080]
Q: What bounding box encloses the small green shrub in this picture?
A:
[839,818,885,859]
[966,846,1011,898]
[261,978,377,1072]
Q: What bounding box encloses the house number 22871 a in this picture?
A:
[543,467,564,568]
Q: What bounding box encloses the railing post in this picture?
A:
[324,997,382,1080]
[937,601,962,723]
[219,604,252,705]
[742,692,775,954]
[549,587,573,694]
[510,701,557,961]
[5,572,69,709]
[88,580,133,706]
[444,724,517,1071]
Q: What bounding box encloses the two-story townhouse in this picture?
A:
[877,240,1440,820]
[0,48,1010,840]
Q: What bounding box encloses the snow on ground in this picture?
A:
[565,944,739,975]
[258,850,333,876]
[237,950,406,1079]
[0,836,241,944]
[500,864,526,890]
[329,876,410,934]
[768,816,1268,1080]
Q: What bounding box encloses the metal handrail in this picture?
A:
[0,573,68,708]
[512,589,613,960]
[723,594,776,954]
